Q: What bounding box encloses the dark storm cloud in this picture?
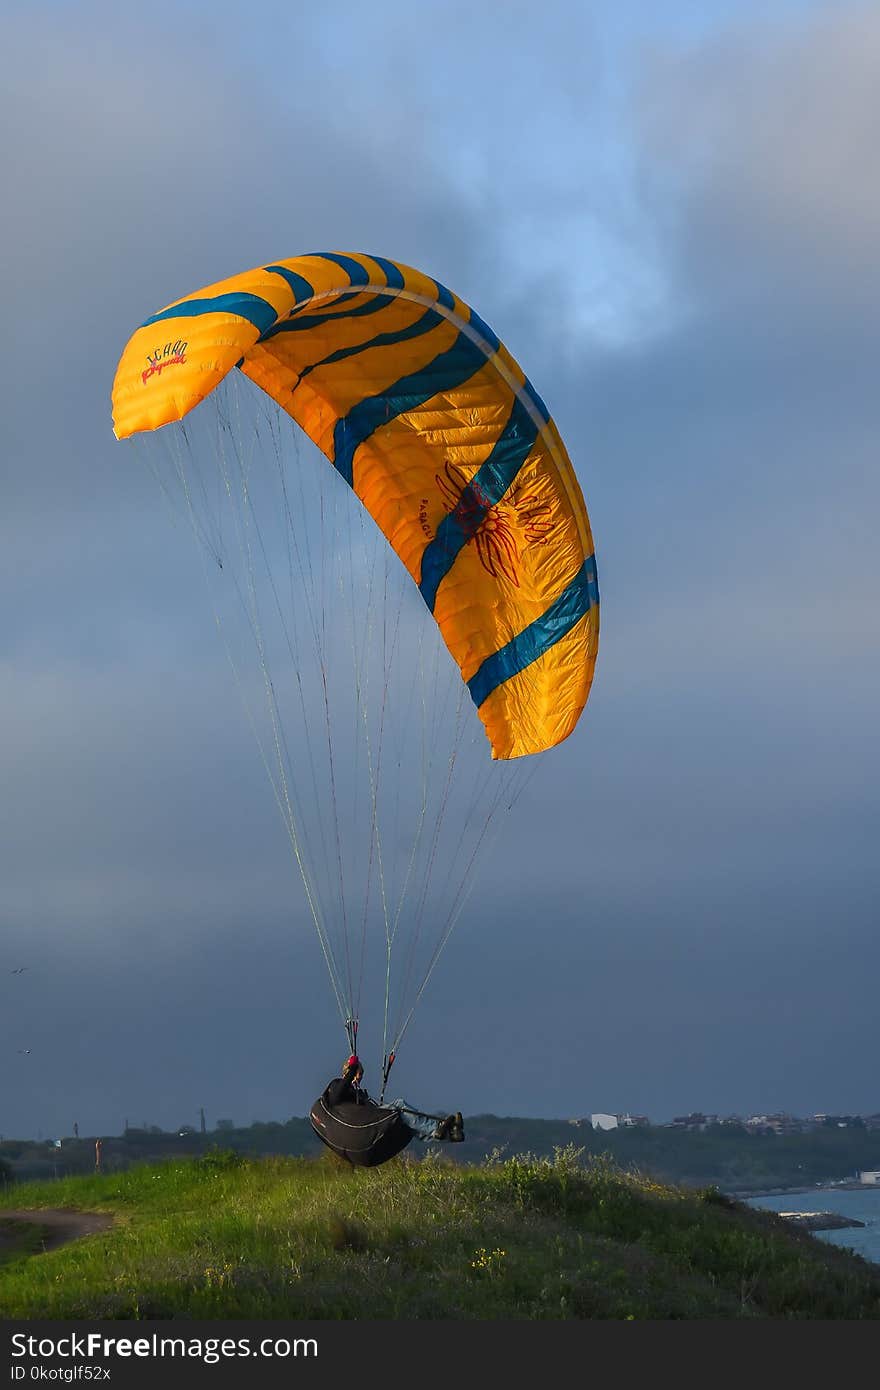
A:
[636,3,880,306]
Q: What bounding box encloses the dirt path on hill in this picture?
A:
[0,1209,114,1256]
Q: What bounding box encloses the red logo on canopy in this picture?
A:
[142,339,188,385]
[435,461,552,585]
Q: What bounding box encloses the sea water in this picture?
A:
[744,1187,880,1265]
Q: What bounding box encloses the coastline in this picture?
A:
[729,1181,875,1200]
[735,1185,879,1258]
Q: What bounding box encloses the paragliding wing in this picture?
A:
[113,253,599,759]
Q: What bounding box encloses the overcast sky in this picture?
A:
[2,0,878,1140]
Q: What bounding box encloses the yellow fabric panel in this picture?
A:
[478,608,599,759]
[113,310,257,438]
[112,269,297,439]
[537,414,595,560]
[112,252,600,759]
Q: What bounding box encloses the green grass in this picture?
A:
[1,1146,878,1319]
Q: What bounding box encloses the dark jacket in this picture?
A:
[324,1073,371,1108]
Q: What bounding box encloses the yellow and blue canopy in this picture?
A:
[112,252,599,758]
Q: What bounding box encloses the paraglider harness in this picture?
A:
[309,1025,454,1167]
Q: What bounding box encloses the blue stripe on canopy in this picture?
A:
[314,252,370,285]
[520,376,551,426]
[467,554,599,709]
[332,333,488,487]
[433,280,456,312]
[465,306,501,354]
[368,255,406,290]
[141,293,279,336]
[264,264,315,304]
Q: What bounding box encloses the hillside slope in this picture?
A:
[1,1149,878,1319]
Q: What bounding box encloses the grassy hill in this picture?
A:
[1,1147,879,1319]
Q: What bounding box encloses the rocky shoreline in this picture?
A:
[776,1211,865,1232]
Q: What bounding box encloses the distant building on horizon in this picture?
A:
[745,1114,805,1136]
[571,1113,652,1129]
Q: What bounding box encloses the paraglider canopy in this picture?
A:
[113,252,599,760]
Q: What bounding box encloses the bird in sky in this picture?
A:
[17,1048,31,1055]
[10,967,28,974]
